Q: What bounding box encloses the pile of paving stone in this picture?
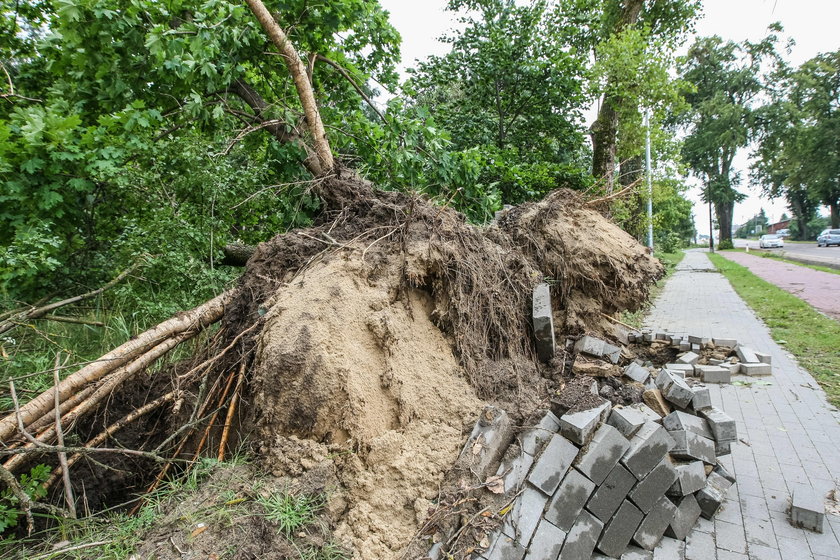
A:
[625,329,773,382]
[449,365,740,559]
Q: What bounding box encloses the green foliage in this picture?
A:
[0,464,51,532]
[406,0,592,205]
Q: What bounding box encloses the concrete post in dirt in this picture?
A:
[532,283,556,361]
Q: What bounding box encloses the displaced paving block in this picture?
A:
[558,509,603,560]
[655,332,669,341]
[484,532,526,560]
[587,463,638,523]
[697,407,737,443]
[628,460,678,514]
[460,407,513,477]
[689,386,712,411]
[708,358,723,365]
[669,430,715,464]
[691,343,701,352]
[643,331,655,342]
[696,365,731,384]
[502,485,547,546]
[664,363,695,377]
[624,363,651,384]
[715,440,731,456]
[662,411,712,439]
[707,470,734,493]
[695,472,733,519]
[679,341,691,352]
[665,495,702,540]
[632,403,664,424]
[559,401,611,446]
[597,500,644,558]
[670,337,683,349]
[712,338,737,348]
[657,371,694,408]
[575,424,631,485]
[528,434,579,495]
[575,335,607,358]
[741,362,772,376]
[695,484,725,520]
[675,351,699,366]
[713,463,736,484]
[520,410,561,456]
[642,390,671,418]
[668,461,706,497]
[604,343,622,364]
[524,519,567,559]
[607,407,646,438]
[790,485,825,533]
[687,335,710,346]
[755,351,772,364]
[545,469,597,532]
[632,495,677,551]
[533,283,556,362]
[622,422,676,480]
[736,345,759,364]
[495,445,535,495]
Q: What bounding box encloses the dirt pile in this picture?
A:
[216,182,663,559]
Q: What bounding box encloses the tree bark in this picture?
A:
[831,200,839,228]
[221,243,257,267]
[714,200,735,245]
[245,0,334,176]
[589,0,644,189]
[591,99,619,191]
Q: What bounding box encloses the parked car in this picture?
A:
[776,229,791,238]
[759,234,784,248]
[817,229,840,247]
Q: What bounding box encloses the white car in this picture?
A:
[759,234,784,248]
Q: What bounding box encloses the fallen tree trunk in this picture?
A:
[221,243,257,266]
[0,290,233,444]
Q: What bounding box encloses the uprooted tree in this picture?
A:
[0,3,664,557]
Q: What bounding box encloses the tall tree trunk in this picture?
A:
[591,99,619,191]
[714,201,734,245]
[831,201,839,228]
[245,0,334,176]
[589,0,644,189]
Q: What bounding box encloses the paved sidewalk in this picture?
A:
[720,251,840,320]
[645,249,840,560]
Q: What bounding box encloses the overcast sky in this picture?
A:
[378,0,840,235]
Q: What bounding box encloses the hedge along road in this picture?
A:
[719,251,840,321]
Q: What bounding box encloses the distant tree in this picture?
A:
[678,29,783,248]
[407,0,592,203]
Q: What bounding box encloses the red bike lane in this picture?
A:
[719,251,840,320]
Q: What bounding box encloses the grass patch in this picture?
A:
[708,252,840,407]
[621,250,685,329]
[724,248,840,276]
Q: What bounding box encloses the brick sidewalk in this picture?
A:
[644,249,840,560]
[718,251,840,321]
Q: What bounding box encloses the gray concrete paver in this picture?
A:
[645,250,840,559]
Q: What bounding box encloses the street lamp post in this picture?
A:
[644,111,654,252]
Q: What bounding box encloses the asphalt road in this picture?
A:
[733,238,840,268]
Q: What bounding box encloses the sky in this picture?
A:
[377,0,840,235]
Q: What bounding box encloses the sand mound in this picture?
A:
[249,255,483,558]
